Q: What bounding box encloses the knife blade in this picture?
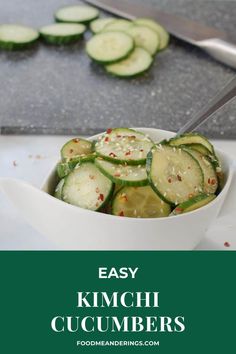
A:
[84,0,236,69]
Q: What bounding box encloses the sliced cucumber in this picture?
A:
[147,145,204,205]
[171,194,216,216]
[187,143,211,155]
[55,5,99,24]
[90,18,115,33]
[61,138,93,161]
[57,153,96,179]
[185,148,218,194]
[134,18,169,50]
[62,162,113,211]
[95,128,154,165]
[112,186,171,218]
[106,47,153,77]
[0,24,39,50]
[40,23,86,44]
[86,31,134,63]
[103,19,133,32]
[54,179,65,200]
[126,25,160,56]
[169,133,214,155]
[95,158,148,186]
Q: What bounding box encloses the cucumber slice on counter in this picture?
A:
[61,138,93,161]
[90,18,115,33]
[62,162,113,211]
[86,31,134,63]
[147,144,204,205]
[55,5,99,24]
[103,19,133,32]
[95,158,148,186]
[171,194,216,216]
[95,128,154,165]
[106,47,153,77]
[54,179,65,200]
[40,23,86,44]
[0,24,39,50]
[185,148,218,194]
[134,18,169,50]
[126,25,160,55]
[169,133,214,155]
[112,186,171,218]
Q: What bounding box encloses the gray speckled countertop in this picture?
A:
[0,0,236,138]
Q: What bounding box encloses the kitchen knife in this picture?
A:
[84,0,236,69]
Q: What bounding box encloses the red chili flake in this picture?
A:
[114,173,121,177]
[109,152,117,157]
[211,179,216,185]
[73,138,80,143]
[175,208,183,213]
[140,149,144,152]
[95,187,100,193]
[224,241,230,248]
[89,175,95,180]
[208,178,211,184]
[106,128,112,134]
[98,194,104,201]
[177,175,182,181]
[125,151,131,156]
[168,177,172,183]
[119,211,124,217]
[116,135,122,138]
[13,160,18,167]
[69,149,74,154]
[104,137,109,142]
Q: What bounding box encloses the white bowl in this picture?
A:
[0,128,235,250]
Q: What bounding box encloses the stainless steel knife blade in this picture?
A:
[84,0,236,69]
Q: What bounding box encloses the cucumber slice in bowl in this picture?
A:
[185,148,218,194]
[106,47,153,77]
[55,5,99,24]
[112,186,171,218]
[187,143,211,155]
[169,133,215,155]
[57,153,96,179]
[134,18,169,51]
[126,25,160,56]
[62,162,114,211]
[0,24,39,50]
[86,31,134,63]
[147,145,204,205]
[54,179,65,200]
[61,138,94,161]
[40,23,86,44]
[103,19,133,32]
[171,194,216,216]
[95,128,154,165]
[90,18,115,33]
[95,158,148,186]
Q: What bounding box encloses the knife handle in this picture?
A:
[198,38,236,69]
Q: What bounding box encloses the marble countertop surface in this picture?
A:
[0,135,235,250]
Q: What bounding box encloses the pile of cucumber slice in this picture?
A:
[54,128,224,218]
[87,17,169,77]
[0,4,169,78]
